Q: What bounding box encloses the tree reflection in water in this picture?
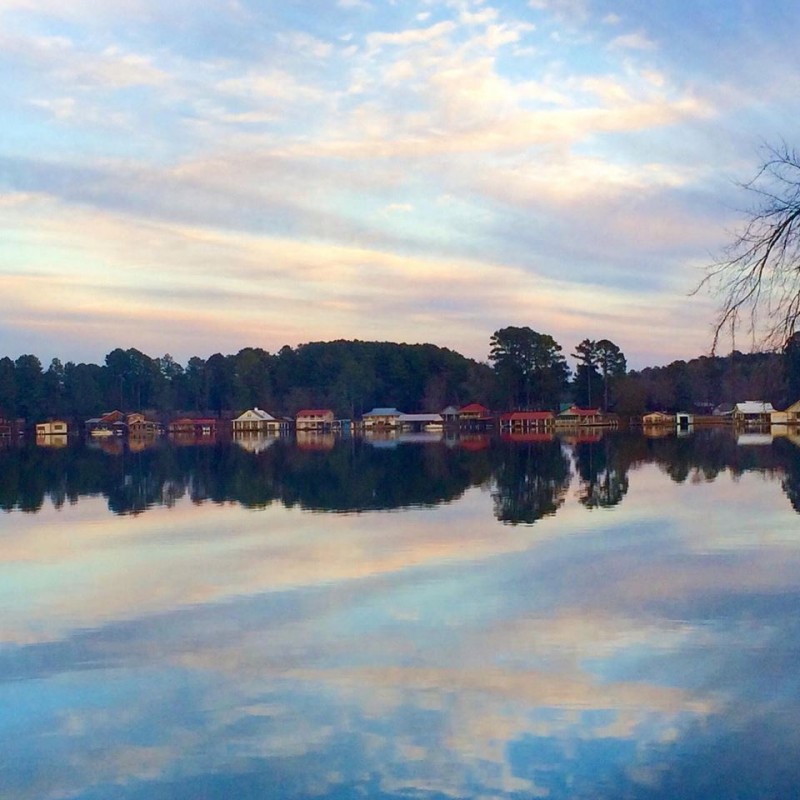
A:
[572,435,629,509]
[2,429,800,519]
[491,436,571,524]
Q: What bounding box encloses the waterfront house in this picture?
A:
[127,412,160,437]
[440,406,459,424]
[233,407,283,433]
[362,408,403,429]
[169,417,217,437]
[733,401,774,427]
[86,410,127,437]
[499,411,555,432]
[36,420,68,436]
[642,411,674,426]
[295,409,335,432]
[676,411,694,431]
[0,418,11,437]
[557,406,604,427]
[782,400,800,425]
[457,403,493,429]
[771,409,788,425]
[397,413,444,432]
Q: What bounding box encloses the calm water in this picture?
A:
[1,430,800,799]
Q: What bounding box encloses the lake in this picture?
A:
[1,429,799,799]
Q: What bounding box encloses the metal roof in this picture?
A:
[734,401,775,414]
[398,414,443,422]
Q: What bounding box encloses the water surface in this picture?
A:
[1,431,799,799]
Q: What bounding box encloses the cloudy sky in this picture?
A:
[2,0,799,369]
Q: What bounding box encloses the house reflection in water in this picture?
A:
[296,431,336,450]
[233,434,280,453]
[36,434,68,448]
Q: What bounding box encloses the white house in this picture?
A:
[232,408,287,434]
[733,401,774,427]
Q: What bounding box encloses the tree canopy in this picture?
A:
[0,341,493,422]
[489,326,569,410]
[9,322,800,426]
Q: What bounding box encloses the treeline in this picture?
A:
[621,350,792,416]
[0,341,494,422]
[1,431,795,518]
[0,334,796,424]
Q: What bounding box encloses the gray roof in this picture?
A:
[735,401,775,414]
[363,407,402,416]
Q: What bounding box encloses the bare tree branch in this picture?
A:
[697,142,800,353]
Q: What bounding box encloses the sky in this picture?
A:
[2,0,800,370]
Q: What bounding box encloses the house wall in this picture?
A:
[36,421,68,435]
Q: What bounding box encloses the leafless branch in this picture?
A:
[696,142,800,353]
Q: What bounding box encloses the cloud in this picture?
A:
[4,460,800,797]
[383,202,414,214]
[527,0,591,24]
[460,6,499,25]
[609,30,657,50]
[0,31,167,89]
[367,20,457,50]
[0,0,775,365]
[276,31,335,60]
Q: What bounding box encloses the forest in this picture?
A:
[0,329,798,423]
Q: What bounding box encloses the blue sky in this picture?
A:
[2,0,799,368]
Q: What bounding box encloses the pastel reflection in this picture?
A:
[1,433,799,798]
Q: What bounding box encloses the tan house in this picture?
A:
[499,411,555,432]
[642,411,674,426]
[782,400,800,425]
[295,409,335,431]
[127,412,159,437]
[362,408,403,429]
[36,420,68,436]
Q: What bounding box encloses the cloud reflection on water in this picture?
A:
[1,440,800,798]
